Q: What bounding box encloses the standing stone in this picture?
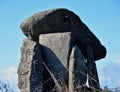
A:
[69,45,87,92]
[86,45,100,89]
[17,39,43,92]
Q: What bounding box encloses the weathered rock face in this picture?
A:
[69,45,87,92]
[20,8,106,61]
[39,32,73,68]
[17,39,43,92]
[18,33,88,92]
[39,32,73,91]
[20,8,79,41]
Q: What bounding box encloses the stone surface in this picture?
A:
[39,32,73,84]
[39,32,73,91]
[17,38,43,92]
[39,32,89,91]
[69,45,87,92]
[20,8,79,41]
[20,8,106,61]
[39,32,74,68]
[86,45,100,89]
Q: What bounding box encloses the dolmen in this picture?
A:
[18,8,106,92]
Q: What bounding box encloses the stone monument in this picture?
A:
[18,8,106,92]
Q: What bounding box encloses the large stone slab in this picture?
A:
[20,8,79,41]
[20,8,106,61]
[39,32,74,81]
[39,32,74,91]
[39,32,73,68]
[17,39,43,92]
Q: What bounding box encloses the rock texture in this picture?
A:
[17,39,43,92]
[18,33,89,92]
[18,8,107,92]
[69,45,87,92]
[39,32,73,68]
[39,32,72,91]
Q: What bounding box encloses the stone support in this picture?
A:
[17,39,43,92]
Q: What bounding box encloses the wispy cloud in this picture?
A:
[0,66,19,92]
[114,60,120,65]
[99,73,120,89]
[99,75,111,82]
[98,60,120,88]
[0,66,17,82]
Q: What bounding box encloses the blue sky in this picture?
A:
[0,0,120,91]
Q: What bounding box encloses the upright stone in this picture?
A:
[39,32,74,88]
[69,45,87,92]
[17,39,43,92]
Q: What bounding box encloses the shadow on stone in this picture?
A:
[41,45,68,91]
